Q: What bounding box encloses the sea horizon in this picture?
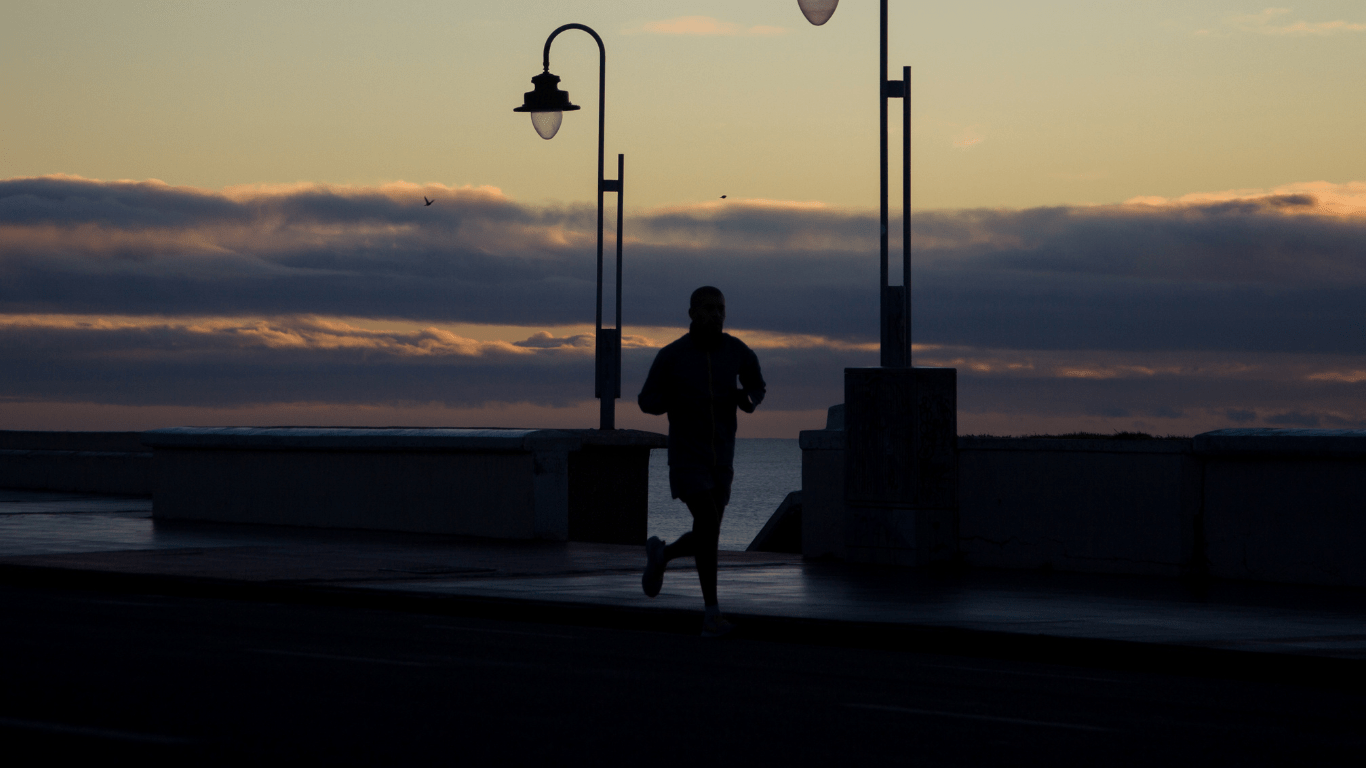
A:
[647,437,801,552]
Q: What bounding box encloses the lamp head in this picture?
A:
[513,70,581,140]
[797,0,839,26]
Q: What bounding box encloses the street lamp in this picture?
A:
[514,71,578,139]
[799,0,909,369]
[513,23,625,430]
[799,2,958,568]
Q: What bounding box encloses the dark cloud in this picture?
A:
[1,314,1362,433]
[0,176,246,228]
[1265,411,1322,427]
[0,320,589,409]
[5,176,1366,356]
[512,332,593,349]
[4,176,1366,432]
[0,317,865,412]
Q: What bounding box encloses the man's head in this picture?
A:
[689,286,726,334]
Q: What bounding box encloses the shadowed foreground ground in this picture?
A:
[3,582,1364,765]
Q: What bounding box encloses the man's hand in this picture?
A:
[735,388,757,414]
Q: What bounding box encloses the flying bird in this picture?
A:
[424,197,434,206]
[720,195,726,199]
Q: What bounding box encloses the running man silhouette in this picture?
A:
[638,286,766,637]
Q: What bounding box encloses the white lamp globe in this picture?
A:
[531,110,563,140]
[798,0,839,26]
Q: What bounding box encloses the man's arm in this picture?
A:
[637,348,671,416]
[736,345,766,413]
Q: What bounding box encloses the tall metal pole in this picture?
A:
[879,0,890,367]
[798,2,910,365]
[903,65,911,366]
[805,1,957,568]
[615,152,624,336]
[877,1,910,368]
[542,24,623,429]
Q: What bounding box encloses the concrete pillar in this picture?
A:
[844,367,958,566]
[563,429,666,545]
[800,423,846,559]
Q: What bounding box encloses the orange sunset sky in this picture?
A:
[3,1,1365,436]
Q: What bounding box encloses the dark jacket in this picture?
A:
[638,326,766,468]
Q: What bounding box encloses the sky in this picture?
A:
[2,1,1365,437]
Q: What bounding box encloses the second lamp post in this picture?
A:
[514,23,625,430]
[799,0,910,368]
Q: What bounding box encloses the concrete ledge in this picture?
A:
[801,414,1204,575]
[150,427,584,540]
[145,427,665,544]
[561,429,667,546]
[142,426,580,453]
[1197,429,1366,587]
[960,437,1191,454]
[1194,428,1366,458]
[562,429,668,449]
[958,441,1200,577]
[800,430,846,559]
[799,429,844,451]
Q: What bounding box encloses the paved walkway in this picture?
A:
[3,489,1365,663]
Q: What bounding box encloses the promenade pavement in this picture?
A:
[3,488,1365,669]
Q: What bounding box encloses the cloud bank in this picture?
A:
[3,175,1365,434]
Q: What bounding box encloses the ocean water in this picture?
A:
[646,438,802,551]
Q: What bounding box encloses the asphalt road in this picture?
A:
[2,583,1364,766]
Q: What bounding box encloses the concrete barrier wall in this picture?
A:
[154,447,559,538]
[146,427,582,540]
[800,428,845,559]
[141,427,664,542]
[0,426,663,542]
[0,431,152,495]
[799,432,1200,576]
[844,367,958,567]
[1197,429,1366,588]
[800,422,1366,587]
[563,429,667,546]
[958,438,1200,577]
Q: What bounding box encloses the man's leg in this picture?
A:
[664,490,728,559]
[643,518,701,599]
[661,531,695,563]
[679,492,722,607]
[645,469,730,609]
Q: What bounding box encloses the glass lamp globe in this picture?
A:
[798,0,839,26]
[531,111,563,140]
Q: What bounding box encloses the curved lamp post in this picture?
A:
[799,0,910,369]
[514,23,624,430]
[799,3,958,570]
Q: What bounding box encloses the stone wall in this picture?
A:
[1197,429,1366,587]
[800,419,1366,588]
[958,438,1200,577]
[144,427,663,542]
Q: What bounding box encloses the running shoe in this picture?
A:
[700,613,735,638]
[642,536,665,597]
